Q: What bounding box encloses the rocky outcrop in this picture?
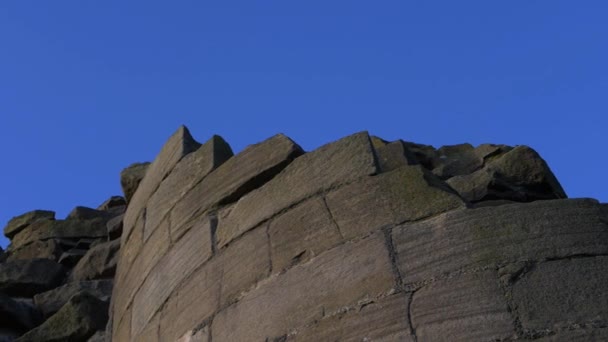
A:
[0,196,126,341]
[1,127,605,341]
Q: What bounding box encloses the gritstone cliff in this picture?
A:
[1,126,607,341]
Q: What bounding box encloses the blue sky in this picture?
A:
[1,1,606,248]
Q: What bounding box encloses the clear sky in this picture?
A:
[1,1,606,248]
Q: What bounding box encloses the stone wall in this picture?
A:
[111,126,608,341]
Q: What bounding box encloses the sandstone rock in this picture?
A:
[171,133,303,240]
[447,145,566,202]
[16,292,109,342]
[87,330,107,342]
[374,140,418,172]
[144,134,233,241]
[66,206,112,221]
[0,259,66,297]
[217,131,377,248]
[10,218,108,252]
[535,328,608,341]
[71,239,121,281]
[0,294,41,334]
[58,248,88,267]
[211,233,395,341]
[34,279,113,319]
[131,218,213,336]
[287,294,415,342]
[97,196,126,211]
[120,162,150,204]
[401,141,438,169]
[411,270,514,341]
[106,214,123,240]
[4,210,55,239]
[326,165,465,240]
[269,197,342,271]
[7,239,62,261]
[392,198,608,285]
[512,257,608,332]
[123,126,201,242]
[177,327,208,342]
[432,143,484,179]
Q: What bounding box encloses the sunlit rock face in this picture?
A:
[2,126,606,341]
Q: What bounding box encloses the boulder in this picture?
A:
[0,259,66,297]
[0,294,41,334]
[70,239,121,281]
[120,162,150,204]
[106,214,123,240]
[6,240,63,261]
[447,145,567,203]
[16,292,109,342]
[374,140,418,172]
[97,196,126,211]
[4,210,55,239]
[10,218,108,252]
[58,249,89,267]
[33,279,113,318]
[66,206,112,221]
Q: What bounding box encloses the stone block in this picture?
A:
[211,233,395,341]
[131,217,213,336]
[288,293,414,342]
[171,134,303,240]
[34,279,113,318]
[0,259,66,297]
[7,239,62,261]
[374,140,418,172]
[123,126,201,243]
[10,218,108,251]
[120,162,150,204]
[3,210,55,239]
[70,239,121,281]
[513,257,608,331]
[411,270,514,341]
[535,327,608,341]
[269,197,342,272]
[218,226,270,306]
[326,165,465,240]
[392,199,608,285]
[217,131,378,248]
[145,135,233,242]
[159,260,220,342]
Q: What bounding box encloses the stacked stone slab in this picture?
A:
[2,126,606,341]
[109,126,607,342]
[0,192,136,340]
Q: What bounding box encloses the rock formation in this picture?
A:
[1,126,606,341]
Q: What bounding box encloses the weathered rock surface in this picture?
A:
[16,292,109,342]
[70,239,120,281]
[120,162,150,204]
[0,259,65,297]
[4,128,607,341]
[3,210,55,239]
[0,294,40,334]
[34,280,113,318]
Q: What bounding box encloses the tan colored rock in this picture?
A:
[411,270,514,341]
[134,313,159,342]
[218,226,269,306]
[269,197,342,272]
[3,210,55,239]
[326,165,465,240]
[113,217,170,327]
[176,327,209,342]
[217,131,378,248]
[288,293,415,342]
[70,239,121,281]
[159,260,220,342]
[121,162,150,204]
[113,304,131,342]
[374,140,418,173]
[170,134,303,240]
[123,126,201,243]
[10,218,107,251]
[211,233,395,341]
[7,239,62,261]
[145,135,233,242]
[131,217,213,336]
[392,198,608,285]
[512,257,608,331]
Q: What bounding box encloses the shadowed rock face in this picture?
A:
[1,127,606,341]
